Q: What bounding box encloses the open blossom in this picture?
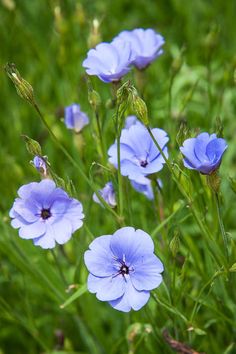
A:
[108,124,168,184]
[82,40,133,83]
[84,227,164,312]
[9,179,84,249]
[93,182,116,208]
[64,104,89,133]
[32,156,48,176]
[115,28,164,69]
[180,132,227,174]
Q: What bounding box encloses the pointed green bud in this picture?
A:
[22,135,42,156]
[169,231,180,257]
[88,89,101,110]
[132,94,149,126]
[4,63,35,106]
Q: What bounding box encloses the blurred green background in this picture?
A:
[1,0,236,353]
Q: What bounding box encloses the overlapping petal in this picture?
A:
[180,132,227,174]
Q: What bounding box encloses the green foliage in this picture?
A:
[1,1,236,353]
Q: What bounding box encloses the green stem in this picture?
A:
[51,249,67,287]
[215,192,229,262]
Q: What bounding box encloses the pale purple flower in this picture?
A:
[84,227,164,312]
[125,115,143,129]
[93,182,116,208]
[82,40,133,83]
[108,124,169,184]
[115,28,165,69]
[32,156,48,176]
[64,104,89,133]
[9,179,84,249]
[180,132,227,175]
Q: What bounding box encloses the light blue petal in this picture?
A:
[87,273,125,301]
[109,276,150,312]
[110,227,154,266]
[84,235,115,277]
[19,220,46,239]
[131,254,163,291]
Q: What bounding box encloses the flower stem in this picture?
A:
[215,192,229,262]
[51,249,67,287]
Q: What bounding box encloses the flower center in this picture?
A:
[41,208,51,220]
[140,159,148,167]
[120,264,129,275]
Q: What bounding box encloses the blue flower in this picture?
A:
[64,104,89,133]
[84,227,163,312]
[9,179,84,249]
[82,40,133,83]
[115,28,165,69]
[93,182,116,208]
[180,132,227,174]
[32,156,48,176]
[108,124,169,184]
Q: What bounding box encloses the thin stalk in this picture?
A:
[117,131,124,224]
[94,110,107,167]
[215,192,229,262]
[51,249,67,287]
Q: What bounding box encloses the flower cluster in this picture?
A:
[83,28,165,83]
[9,24,229,316]
[10,179,84,249]
[84,227,164,312]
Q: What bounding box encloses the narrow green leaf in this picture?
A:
[60,284,87,309]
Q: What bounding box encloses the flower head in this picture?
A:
[82,40,133,83]
[64,104,89,133]
[32,156,48,176]
[93,182,116,208]
[108,124,168,184]
[115,28,164,69]
[180,132,227,174]
[84,227,163,312]
[10,179,84,249]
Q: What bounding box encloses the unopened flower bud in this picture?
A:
[88,89,101,111]
[132,94,149,126]
[22,135,42,156]
[4,63,35,106]
[87,18,102,48]
[169,232,180,257]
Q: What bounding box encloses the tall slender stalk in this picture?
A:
[215,192,229,262]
